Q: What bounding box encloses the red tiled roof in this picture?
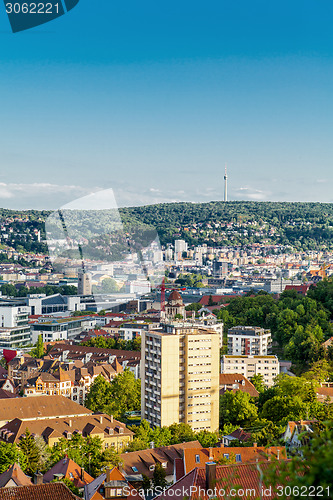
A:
[199,295,240,306]
[0,463,32,488]
[43,457,94,489]
[183,446,286,473]
[155,461,290,500]
[121,441,201,479]
[227,428,252,442]
[0,482,79,500]
[193,461,290,500]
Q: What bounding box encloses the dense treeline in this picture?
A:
[119,201,333,249]
[1,202,333,253]
[0,283,77,297]
[81,336,141,351]
[219,373,332,447]
[215,279,333,370]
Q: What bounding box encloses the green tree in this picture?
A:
[106,370,141,420]
[220,391,258,427]
[85,375,112,413]
[99,448,123,470]
[250,374,266,393]
[18,429,40,475]
[30,334,44,359]
[51,477,81,497]
[0,442,27,473]
[196,430,218,448]
[260,395,305,423]
[152,462,167,488]
[265,422,333,498]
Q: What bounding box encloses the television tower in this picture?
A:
[224,164,228,202]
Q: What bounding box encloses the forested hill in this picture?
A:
[0,201,333,252]
[119,201,333,250]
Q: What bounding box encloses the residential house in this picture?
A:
[43,457,98,498]
[0,403,133,451]
[85,467,143,500]
[219,373,259,398]
[221,428,252,446]
[120,442,201,484]
[0,463,32,488]
[153,461,290,500]
[181,445,286,476]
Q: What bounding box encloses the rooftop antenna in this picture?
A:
[224,163,228,202]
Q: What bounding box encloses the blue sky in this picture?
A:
[0,0,332,209]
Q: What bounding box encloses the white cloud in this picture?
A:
[0,183,95,210]
[232,187,271,201]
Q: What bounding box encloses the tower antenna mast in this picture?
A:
[224,163,228,202]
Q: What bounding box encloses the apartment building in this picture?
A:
[227,326,272,356]
[221,355,280,387]
[0,299,31,348]
[141,325,220,433]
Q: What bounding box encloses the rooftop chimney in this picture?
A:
[106,468,112,483]
[208,447,214,460]
[277,449,280,460]
[205,462,216,491]
[34,472,43,485]
[150,441,154,449]
[69,419,72,428]
[110,415,113,423]
[81,467,85,480]
[253,442,257,448]
[99,415,103,424]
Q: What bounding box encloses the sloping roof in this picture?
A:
[153,468,198,500]
[0,389,18,399]
[0,414,133,445]
[0,463,32,488]
[48,344,141,363]
[84,474,106,500]
[225,428,252,442]
[155,461,290,500]
[183,446,286,473]
[219,373,259,398]
[199,295,239,306]
[316,387,333,401]
[121,441,201,479]
[0,482,79,500]
[43,457,94,488]
[0,395,92,425]
[193,461,290,500]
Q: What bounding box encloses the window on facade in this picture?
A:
[195,455,200,463]
[236,454,242,462]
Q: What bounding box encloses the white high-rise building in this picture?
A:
[0,299,31,348]
[227,326,272,356]
[174,239,188,260]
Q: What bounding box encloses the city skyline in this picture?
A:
[0,0,332,209]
